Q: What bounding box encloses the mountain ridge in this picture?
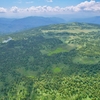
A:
[0,16,66,34]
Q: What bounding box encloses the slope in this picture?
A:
[0,22,100,100]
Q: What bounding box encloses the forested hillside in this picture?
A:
[0,22,100,100]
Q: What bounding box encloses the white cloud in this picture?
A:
[0,7,7,13]
[10,6,21,13]
[1,0,100,17]
[74,0,100,12]
[13,1,100,13]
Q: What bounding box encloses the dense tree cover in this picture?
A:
[0,23,100,100]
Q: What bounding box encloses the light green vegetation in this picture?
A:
[48,47,67,56]
[52,65,62,74]
[42,22,100,34]
[41,44,75,56]
[52,67,62,74]
[6,75,100,100]
[42,29,100,34]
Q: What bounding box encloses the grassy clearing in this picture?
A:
[44,44,76,56]
[47,47,68,56]
[52,67,62,74]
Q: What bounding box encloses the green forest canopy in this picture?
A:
[0,22,100,100]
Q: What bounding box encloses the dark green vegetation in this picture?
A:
[0,22,100,100]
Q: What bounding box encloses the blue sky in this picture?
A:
[0,0,100,18]
[0,0,86,7]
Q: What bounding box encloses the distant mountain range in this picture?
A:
[68,16,100,24]
[0,16,65,34]
[0,16,100,34]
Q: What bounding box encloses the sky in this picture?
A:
[0,0,100,18]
